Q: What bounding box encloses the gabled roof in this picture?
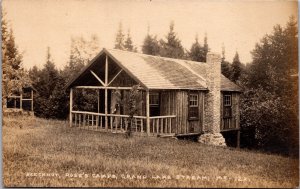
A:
[66,48,242,92]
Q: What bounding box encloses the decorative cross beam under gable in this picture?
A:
[108,69,123,86]
[90,70,105,86]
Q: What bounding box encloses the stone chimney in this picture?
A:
[198,52,226,146]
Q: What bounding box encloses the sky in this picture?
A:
[2,0,298,70]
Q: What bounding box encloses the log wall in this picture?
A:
[220,92,240,130]
[160,90,205,134]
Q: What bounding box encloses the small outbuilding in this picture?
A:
[5,85,35,115]
[66,48,242,146]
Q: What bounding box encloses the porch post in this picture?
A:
[97,90,100,113]
[69,88,73,127]
[20,93,23,110]
[105,54,108,130]
[146,89,150,136]
[31,89,34,111]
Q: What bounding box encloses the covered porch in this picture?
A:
[67,50,177,136]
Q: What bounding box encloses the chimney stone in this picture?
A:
[199,52,226,146]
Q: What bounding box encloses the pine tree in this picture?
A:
[38,47,60,99]
[203,33,209,61]
[114,22,125,50]
[142,28,160,55]
[31,47,66,118]
[189,35,206,62]
[124,29,134,52]
[220,44,232,79]
[159,21,184,59]
[284,16,298,75]
[231,51,243,82]
[2,13,31,108]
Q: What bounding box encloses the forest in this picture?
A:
[2,15,298,156]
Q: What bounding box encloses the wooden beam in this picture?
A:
[69,88,73,127]
[20,93,23,110]
[105,55,108,85]
[90,70,105,86]
[146,90,150,136]
[7,95,21,98]
[71,110,105,116]
[108,69,123,86]
[149,115,176,119]
[105,55,108,130]
[74,86,144,90]
[97,90,100,113]
[31,89,34,111]
[96,89,100,129]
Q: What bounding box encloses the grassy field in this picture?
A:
[2,116,299,188]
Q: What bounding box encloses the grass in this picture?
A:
[2,115,299,188]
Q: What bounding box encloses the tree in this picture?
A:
[142,29,160,55]
[62,35,100,82]
[124,29,137,52]
[188,35,206,62]
[221,44,232,79]
[114,22,125,50]
[112,84,143,137]
[203,33,209,60]
[230,51,243,82]
[2,13,31,108]
[246,20,297,96]
[159,21,184,59]
[221,61,232,79]
[240,16,298,155]
[30,47,64,118]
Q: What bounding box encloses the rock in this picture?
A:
[198,133,226,147]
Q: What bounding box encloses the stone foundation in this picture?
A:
[198,133,226,147]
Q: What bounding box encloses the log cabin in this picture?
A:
[66,48,242,146]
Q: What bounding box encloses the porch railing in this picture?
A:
[71,111,176,136]
[150,115,176,135]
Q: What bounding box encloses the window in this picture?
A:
[149,93,159,106]
[224,95,232,106]
[189,94,198,107]
[223,94,232,118]
[189,93,199,120]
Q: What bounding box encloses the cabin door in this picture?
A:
[149,92,160,116]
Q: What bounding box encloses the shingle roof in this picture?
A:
[66,48,242,92]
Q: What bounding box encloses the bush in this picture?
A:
[240,88,298,156]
